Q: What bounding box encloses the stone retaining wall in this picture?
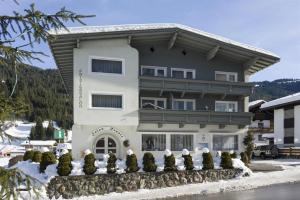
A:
[47,169,242,199]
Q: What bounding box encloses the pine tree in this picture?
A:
[143,152,157,172]
[46,121,54,140]
[220,152,233,169]
[182,154,194,170]
[57,153,72,176]
[243,132,254,163]
[240,152,249,167]
[29,126,36,140]
[35,117,45,140]
[202,152,214,170]
[164,154,177,172]
[125,153,139,173]
[83,153,97,175]
[106,153,117,174]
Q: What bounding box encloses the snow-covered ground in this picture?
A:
[0,156,10,167]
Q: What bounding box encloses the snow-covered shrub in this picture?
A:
[23,150,34,161]
[125,150,139,173]
[8,155,23,167]
[230,152,237,159]
[32,151,42,163]
[182,149,194,170]
[83,153,97,175]
[202,148,209,153]
[164,150,176,171]
[40,152,57,173]
[240,152,249,167]
[106,153,117,174]
[143,152,157,172]
[57,153,72,176]
[202,152,214,170]
[220,152,233,169]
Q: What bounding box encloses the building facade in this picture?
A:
[261,93,300,148]
[49,24,280,159]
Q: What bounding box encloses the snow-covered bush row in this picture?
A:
[13,148,251,183]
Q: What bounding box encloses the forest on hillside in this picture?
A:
[1,64,299,128]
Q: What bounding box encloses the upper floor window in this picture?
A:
[215,101,237,112]
[141,66,167,77]
[171,68,195,79]
[141,97,166,109]
[91,93,123,109]
[90,57,124,75]
[173,99,195,111]
[215,71,238,82]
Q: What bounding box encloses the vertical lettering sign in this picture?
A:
[79,69,83,108]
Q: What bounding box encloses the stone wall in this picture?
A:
[47,169,242,199]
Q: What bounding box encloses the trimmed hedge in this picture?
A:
[107,153,117,174]
[220,152,233,169]
[143,152,157,172]
[32,151,42,163]
[40,152,57,173]
[182,154,194,170]
[164,154,177,172]
[23,150,34,161]
[202,152,214,170]
[126,154,139,173]
[83,153,97,175]
[57,153,72,176]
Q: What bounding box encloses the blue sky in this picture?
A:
[1,0,300,81]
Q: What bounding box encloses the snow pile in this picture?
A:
[84,149,92,156]
[202,148,209,153]
[126,149,133,156]
[41,147,50,153]
[232,159,253,176]
[164,149,172,156]
[71,160,83,176]
[182,149,190,156]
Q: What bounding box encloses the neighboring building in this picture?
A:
[0,145,25,157]
[261,92,300,148]
[49,23,280,159]
[248,100,274,146]
[21,140,57,151]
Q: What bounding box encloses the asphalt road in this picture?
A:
[159,182,300,200]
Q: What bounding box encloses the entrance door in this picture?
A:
[95,136,117,159]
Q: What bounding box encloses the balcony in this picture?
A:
[139,109,253,126]
[139,76,253,96]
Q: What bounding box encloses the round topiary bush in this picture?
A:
[182,154,194,170]
[240,152,249,167]
[83,153,97,175]
[230,152,237,159]
[57,153,72,176]
[125,150,139,173]
[202,152,214,170]
[32,151,42,163]
[164,150,177,172]
[220,152,233,169]
[40,151,57,173]
[23,150,34,161]
[143,152,157,172]
[106,153,117,174]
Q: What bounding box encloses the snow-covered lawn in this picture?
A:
[0,157,10,167]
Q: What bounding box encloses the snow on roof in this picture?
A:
[50,23,279,58]
[0,144,25,153]
[21,140,57,146]
[262,133,274,138]
[249,100,266,108]
[261,92,300,109]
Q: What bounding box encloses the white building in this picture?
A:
[48,23,280,160]
[20,140,57,151]
[261,92,300,148]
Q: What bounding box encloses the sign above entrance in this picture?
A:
[91,126,125,140]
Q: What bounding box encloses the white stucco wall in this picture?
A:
[73,39,139,126]
[294,105,300,144]
[274,108,284,146]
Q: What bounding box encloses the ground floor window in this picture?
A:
[213,135,238,151]
[142,134,166,151]
[171,134,194,151]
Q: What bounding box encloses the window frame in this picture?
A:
[141,134,167,151]
[140,65,167,77]
[215,71,238,82]
[212,134,238,151]
[171,68,196,79]
[215,101,238,112]
[89,56,125,76]
[140,97,167,109]
[173,99,196,111]
[170,134,194,151]
[89,91,124,110]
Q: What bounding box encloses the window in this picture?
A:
[91,94,123,109]
[91,57,124,74]
[215,101,237,112]
[215,71,238,82]
[258,134,264,141]
[258,122,264,129]
[213,135,238,151]
[171,68,195,79]
[141,97,166,109]
[142,134,166,151]
[141,66,167,77]
[171,134,194,151]
[173,99,195,111]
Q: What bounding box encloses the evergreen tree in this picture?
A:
[243,132,254,163]
[46,121,54,140]
[29,126,36,140]
[164,154,177,172]
[220,152,233,169]
[57,153,72,176]
[125,153,139,173]
[106,153,117,174]
[202,152,214,170]
[23,150,34,161]
[83,153,97,175]
[40,151,56,173]
[32,151,42,163]
[182,154,194,170]
[240,152,249,167]
[35,117,45,140]
[143,152,157,172]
